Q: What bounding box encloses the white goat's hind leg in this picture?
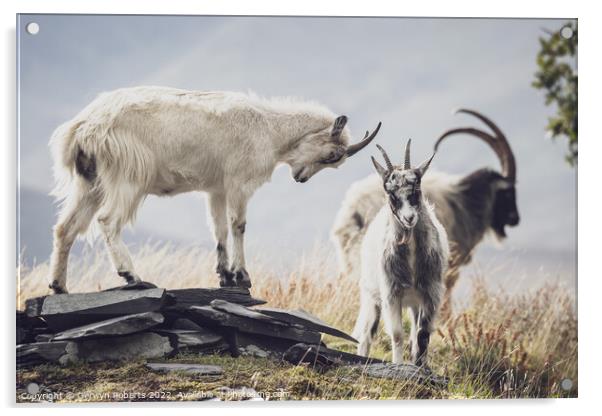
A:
[207,191,234,287]
[227,193,251,288]
[97,184,143,285]
[98,215,140,284]
[354,292,381,357]
[383,296,405,364]
[49,183,100,293]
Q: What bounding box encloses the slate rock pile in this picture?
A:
[17,282,445,386]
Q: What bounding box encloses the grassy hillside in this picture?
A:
[16,244,577,401]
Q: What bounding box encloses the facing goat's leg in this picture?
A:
[48,182,100,294]
[383,295,405,364]
[353,291,381,357]
[410,304,436,368]
[227,193,251,288]
[207,191,235,287]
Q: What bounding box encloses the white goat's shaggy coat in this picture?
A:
[49,86,369,292]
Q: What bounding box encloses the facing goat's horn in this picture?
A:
[346,122,382,157]
[403,139,412,169]
[376,144,394,171]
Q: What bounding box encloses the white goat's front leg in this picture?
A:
[227,193,251,288]
[353,291,381,357]
[207,191,235,287]
[383,295,405,363]
[98,215,141,285]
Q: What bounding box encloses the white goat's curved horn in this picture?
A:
[346,122,382,157]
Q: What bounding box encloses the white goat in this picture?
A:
[333,109,518,316]
[48,86,380,293]
[354,141,448,365]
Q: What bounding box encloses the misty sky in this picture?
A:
[17,15,577,295]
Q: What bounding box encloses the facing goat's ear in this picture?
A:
[416,152,436,177]
[371,156,388,179]
[331,115,348,139]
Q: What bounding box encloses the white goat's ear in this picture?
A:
[417,152,436,176]
[371,156,388,179]
[331,115,348,139]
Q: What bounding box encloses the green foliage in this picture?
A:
[532,22,578,166]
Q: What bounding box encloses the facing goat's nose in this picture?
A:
[403,214,416,224]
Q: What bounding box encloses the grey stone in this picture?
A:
[171,318,204,331]
[17,341,78,368]
[52,312,164,341]
[17,327,29,344]
[103,281,158,291]
[255,307,358,343]
[283,343,382,371]
[145,362,223,376]
[26,288,167,331]
[34,334,53,343]
[240,344,268,358]
[188,304,321,345]
[166,287,266,311]
[77,332,173,363]
[17,311,48,344]
[154,328,226,351]
[210,299,279,323]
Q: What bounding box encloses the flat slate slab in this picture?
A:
[52,312,164,341]
[26,288,167,331]
[255,307,357,343]
[77,332,173,363]
[188,303,321,345]
[166,287,266,310]
[17,341,78,368]
[154,328,225,351]
[211,299,280,323]
[284,343,382,369]
[103,281,158,291]
[146,363,223,376]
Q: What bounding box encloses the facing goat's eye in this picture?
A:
[408,192,419,206]
[389,193,402,207]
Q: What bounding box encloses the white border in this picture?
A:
[2,0,599,414]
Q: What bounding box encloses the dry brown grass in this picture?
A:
[17,243,577,399]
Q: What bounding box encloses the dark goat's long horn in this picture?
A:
[346,122,382,157]
[376,144,394,171]
[403,139,412,169]
[435,109,516,183]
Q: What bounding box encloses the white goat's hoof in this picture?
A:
[233,269,252,288]
[49,280,68,294]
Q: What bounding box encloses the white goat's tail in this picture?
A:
[49,120,85,203]
[49,117,156,236]
[330,174,386,281]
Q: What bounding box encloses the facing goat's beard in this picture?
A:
[396,226,413,246]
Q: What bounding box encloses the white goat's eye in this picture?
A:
[320,151,340,164]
